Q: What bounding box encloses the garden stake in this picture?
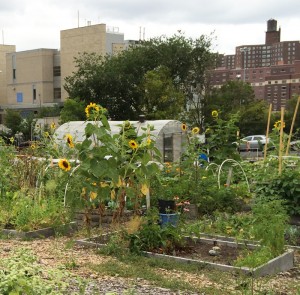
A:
[264,103,272,162]
[285,95,300,156]
[278,107,284,175]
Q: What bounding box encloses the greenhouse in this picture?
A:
[54,119,187,162]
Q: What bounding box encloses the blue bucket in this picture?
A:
[159,213,179,227]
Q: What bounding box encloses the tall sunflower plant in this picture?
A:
[62,102,162,222]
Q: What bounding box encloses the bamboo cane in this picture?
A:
[279,107,284,175]
[285,96,300,155]
[264,104,272,161]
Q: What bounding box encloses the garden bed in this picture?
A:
[75,234,294,277]
[198,232,300,250]
[74,209,134,227]
[0,221,78,239]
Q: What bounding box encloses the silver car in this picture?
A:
[233,135,272,152]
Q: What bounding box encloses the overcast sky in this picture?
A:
[1,0,300,55]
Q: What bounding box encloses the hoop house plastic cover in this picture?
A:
[54,120,187,162]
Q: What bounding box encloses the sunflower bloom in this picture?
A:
[129,140,138,149]
[181,123,187,132]
[30,144,36,150]
[274,120,285,130]
[85,102,100,118]
[147,137,152,145]
[65,134,74,148]
[90,191,97,200]
[9,137,14,143]
[192,127,200,134]
[212,110,218,118]
[50,122,56,129]
[58,159,71,171]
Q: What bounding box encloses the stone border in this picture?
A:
[75,234,294,277]
[198,232,300,250]
[1,221,78,239]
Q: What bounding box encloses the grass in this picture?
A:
[89,252,239,294]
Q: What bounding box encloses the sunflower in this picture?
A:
[181,123,187,131]
[85,102,100,118]
[274,120,285,130]
[146,137,152,145]
[65,134,74,148]
[90,191,97,200]
[192,127,200,134]
[212,110,218,118]
[43,131,49,138]
[30,143,36,150]
[128,140,138,149]
[58,159,71,171]
[50,122,56,129]
[123,120,131,130]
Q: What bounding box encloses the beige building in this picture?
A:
[0,45,16,106]
[5,48,60,113]
[0,23,126,122]
[60,23,124,100]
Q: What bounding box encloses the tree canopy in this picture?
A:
[64,33,216,121]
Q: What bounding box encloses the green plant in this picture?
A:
[251,198,288,256]
[0,190,72,232]
[61,104,161,226]
[234,246,274,268]
[123,208,186,255]
[0,248,86,294]
[255,168,300,215]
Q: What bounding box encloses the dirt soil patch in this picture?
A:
[173,239,244,265]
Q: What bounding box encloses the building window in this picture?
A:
[54,88,61,99]
[16,92,23,103]
[33,88,36,101]
[53,66,61,77]
[13,69,16,80]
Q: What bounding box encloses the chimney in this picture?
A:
[139,114,146,123]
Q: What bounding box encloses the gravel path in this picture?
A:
[0,235,300,294]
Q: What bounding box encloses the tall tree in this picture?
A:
[238,100,269,136]
[203,80,256,126]
[140,66,185,119]
[59,98,86,124]
[64,33,215,121]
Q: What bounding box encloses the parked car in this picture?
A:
[233,135,273,152]
[290,140,300,153]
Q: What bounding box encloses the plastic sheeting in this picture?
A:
[54,120,187,162]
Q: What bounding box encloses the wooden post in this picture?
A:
[226,167,233,187]
[278,107,284,175]
[264,104,272,161]
[285,96,300,155]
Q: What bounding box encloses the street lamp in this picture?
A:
[240,47,250,82]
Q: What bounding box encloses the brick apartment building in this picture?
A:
[210,19,300,111]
